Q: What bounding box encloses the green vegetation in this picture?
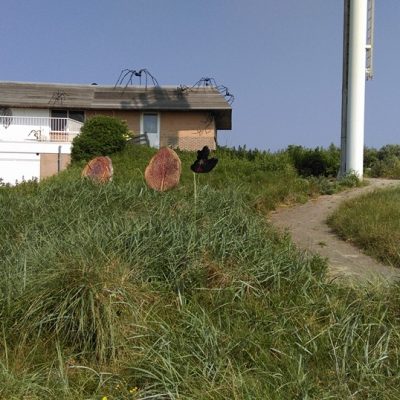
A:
[364,145,400,178]
[328,186,400,268]
[286,143,340,177]
[202,145,361,197]
[71,115,130,162]
[1,145,399,399]
[278,142,400,179]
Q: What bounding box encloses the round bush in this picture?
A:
[71,115,129,162]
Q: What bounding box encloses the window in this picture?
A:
[51,110,67,119]
[68,110,85,123]
[51,110,85,131]
[141,113,160,148]
[142,113,158,134]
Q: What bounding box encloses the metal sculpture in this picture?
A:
[145,147,182,191]
[49,90,69,105]
[81,156,114,183]
[190,146,218,173]
[179,77,234,105]
[115,68,159,89]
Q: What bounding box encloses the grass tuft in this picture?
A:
[328,186,400,267]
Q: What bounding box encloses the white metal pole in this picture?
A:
[339,0,350,178]
[346,0,368,178]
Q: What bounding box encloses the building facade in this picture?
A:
[0,82,232,184]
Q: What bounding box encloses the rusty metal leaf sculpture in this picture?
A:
[145,147,181,191]
[81,156,113,183]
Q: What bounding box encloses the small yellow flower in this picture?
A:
[102,397,108,400]
[129,386,138,393]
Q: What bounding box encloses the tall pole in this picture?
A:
[340,0,369,179]
[339,0,350,177]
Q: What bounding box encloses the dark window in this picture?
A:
[51,110,84,131]
[51,110,67,119]
[69,110,85,123]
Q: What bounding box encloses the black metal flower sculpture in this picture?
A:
[190,146,218,173]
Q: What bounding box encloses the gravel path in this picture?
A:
[269,178,400,283]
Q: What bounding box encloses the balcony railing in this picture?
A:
[0,116,83,142]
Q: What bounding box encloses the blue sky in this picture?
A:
[1,0,399,151]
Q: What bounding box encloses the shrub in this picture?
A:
[338,171,360,188]
[217,145,293,172]
[364,145,400,178]
[71,115,129,162]
[286,144,340,177]
[369,156,400,178]
[377,144,400,160]
[364,147,379,170]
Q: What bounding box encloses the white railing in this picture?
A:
[0,116,83,142]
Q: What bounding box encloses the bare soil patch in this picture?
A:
[269,179,400,282]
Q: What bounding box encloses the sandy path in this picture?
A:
[269,178,400,283]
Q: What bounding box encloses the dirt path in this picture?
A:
[269,178,400,283]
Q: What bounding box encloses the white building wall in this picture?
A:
[0,152,40,184]
[0,108,50,142]
[0,141,72,185]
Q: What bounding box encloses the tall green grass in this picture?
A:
[328,186,400,268]
[0,145,399,399]
[111,145,316,211]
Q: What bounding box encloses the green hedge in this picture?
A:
[71,115,129,162]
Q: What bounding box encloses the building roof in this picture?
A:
[0,81,232,130]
